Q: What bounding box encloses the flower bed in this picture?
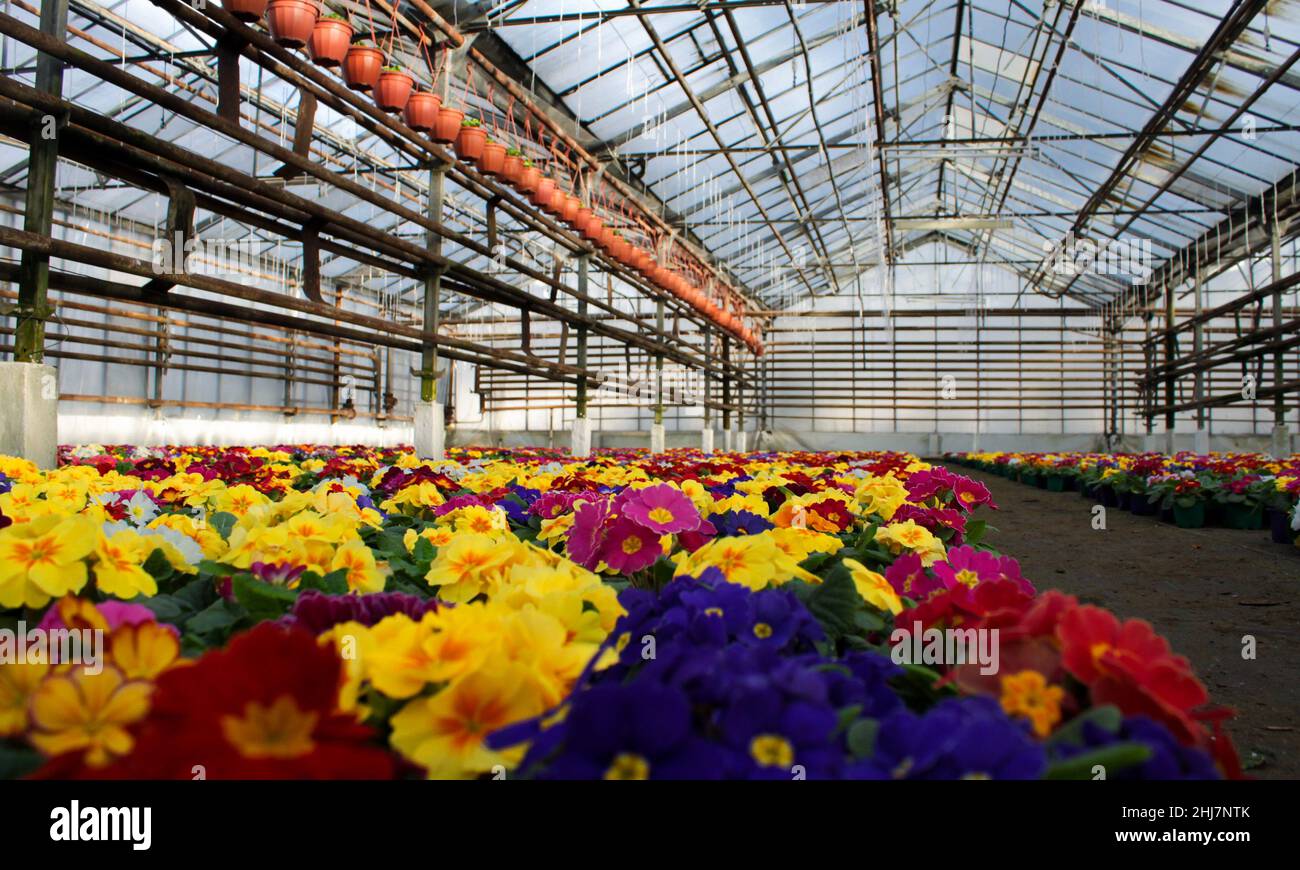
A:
[949,450,1300,541]
[0,445,1240,779]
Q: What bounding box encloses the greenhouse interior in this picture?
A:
[0,0,1298,799]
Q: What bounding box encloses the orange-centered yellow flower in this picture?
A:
[999,670,1066,737]
[0,515,95,609]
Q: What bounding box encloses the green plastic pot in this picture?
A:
[1221,503,1264,530]
[1173,503,1205,529]
[1045,475,1065,492]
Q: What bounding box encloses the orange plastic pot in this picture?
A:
[455,125,488,162]
[224,0,268,23]
[573,207,593,234]
[531,176,556,208]
[479,141,507,176]
[582,216,604,243]
[431,107,464,144]
[308,18,352,67]
[403,91,441,132]
[546,187,566,216]
[375,70,414,113]
[502,154,524,185]
[560,193,581,224]
[343,45,383,92]
[266,0,319,49]
[517,165,541,194]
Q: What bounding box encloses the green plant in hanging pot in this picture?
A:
[501,146,525,185]
[454,117,488,162]
[480,135,508,176]
[343,39,384,91]
[375,65,414,113]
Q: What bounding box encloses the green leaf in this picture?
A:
[792,566,862,643]
[231,574,299,622]
[0,742,45,779]
[1046,704,1123,748]
[299,569,349,595]
[412,537,435,564]
[846,719,879,759]
[1045,742,1152,780]
[963,519,988,546]
[208,511,238,541]
[184,598,246,643]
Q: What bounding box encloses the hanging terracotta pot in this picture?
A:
[573,206,593,233]
[343,44,383,92]
[582,216,604,243]
[403,91,441,132]
[308,15,352,67]
[560,193,581,224]
[455,122,488,162]
[479,140,507,175]
[517,164,541,194]
[531,176,556,208]
[431,106,464,143]
[375,68,414,113]
[502,153,525,185]
[266,0,319,49]
[546,187,566,216]
[599,226,616,251]
[223,0,268,23]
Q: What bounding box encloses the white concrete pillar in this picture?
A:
[701,427,714,454]
[723,427,734,452]
[735,429,748,453]
[1163,430,1176,455]
[1271,424,1291,460]
[571,417,593,458]
[650,422,666,454]
[1193,428,1210,456]
[0,362,58,469]
[413,401,445,460]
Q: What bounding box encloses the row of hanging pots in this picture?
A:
[219,0,763,355]
[445,116,762,353]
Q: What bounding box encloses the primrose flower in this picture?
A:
[842,558,904,615]
[92,527,159,599]
[620,483,701,535]
[874,520,947,567]
[0,514,96,608]
[28,666,153,768]
[425,533,521,603]
[599,518,661,574]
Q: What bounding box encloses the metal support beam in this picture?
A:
[14,0,68,363]
[421,164,446,403]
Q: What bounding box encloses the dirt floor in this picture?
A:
[951,467,1300,779]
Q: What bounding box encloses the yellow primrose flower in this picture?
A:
[404,525,455,551]
[148,513,226,561]
[0,514,96,609]
[214,483,271,517]
[841,558,903,615]
[28,666,152,768]
[330,539,387,594]
[0,660,50,736]
[875,520,947,567]
[536,512,575,545]
[1000,670,1066,738]
[359,612,443,699]
[388,660,544,779]
[855,474,909,521]
[109,621,182,680]
[93,527,159,599]
[425,533,522,603]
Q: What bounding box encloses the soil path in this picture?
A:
[953,467,1300,779]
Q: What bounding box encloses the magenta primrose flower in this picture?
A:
[620,483,701,535]
[931,545,1004,597]
[567,496,613,570]
[599,518,661,574]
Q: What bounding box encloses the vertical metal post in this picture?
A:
[1193,267,1205,432]
[421,165,446,403]
[576,256,589,420]
[722,335,732,434]
[654,299,665,427]
[15,0,69,362]
[702,326,713,450]
[1271,218,1285,427]
[1164,281,1176,450]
